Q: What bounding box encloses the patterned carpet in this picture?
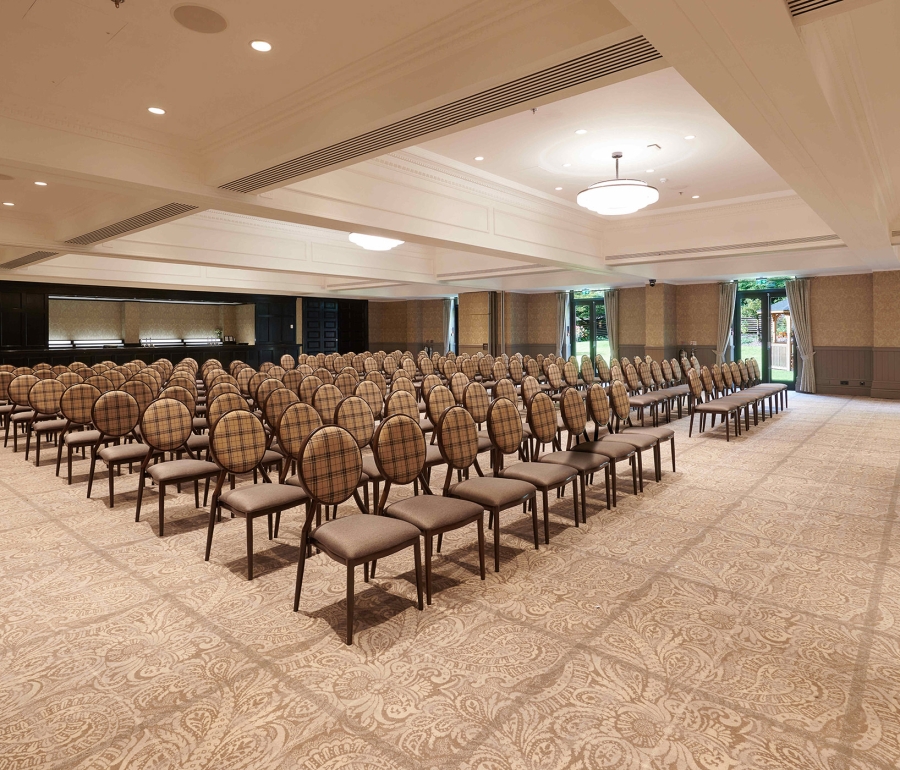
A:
[2,393,899,769]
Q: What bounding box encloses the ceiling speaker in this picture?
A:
[172,5,227,34]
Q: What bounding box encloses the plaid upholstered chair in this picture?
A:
[312,383,343,426]
[520,375,541,408]
[256,378,285,413]
[334,395,377,515]
[605,380,660,487]
[334,370,359,397]
[622,364,659,427]
[449,371,468,405]
[354,379,384,420]
[208,382,241,405]
[88,390,150,507]
[120,380,154,415]
[493,378,517,404]
[206,410,308,579]
[441,405,537,572]
[56,382,100,486]
[298,375,323,405]
[0,371,18,436]
[25,378,67,466]
[539,388,611,521]
[425,385,456,446]
[373,414,485,605]
[386,389,432,436]
[5,374,38,451]
[293,424,423,645]
[463,381,492,463]
[686,369,742,442]
[135,398,219,535]
[572,384,638,507]
[498,392,578,540]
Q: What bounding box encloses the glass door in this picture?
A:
[571,295,610,362]
[734,288,796,389]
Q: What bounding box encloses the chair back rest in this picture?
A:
[508,357,523,383]
[29,378,65,415]
[372,414,426,485]
[487,397,523,455]
[527,391,557,445]
[586,383,611,427]
[640,362,655,390]
[0,371,13,402]
[159,385,196,417]
[721,361,734,388]
[104,369,126,388]
[298,426,362,506]
[312,383,343,425]
[264,388,300,429]
[521,375,541,406]
[334,370,359,397]
[208,393,250,433]
[278,403,323,460]
[493,378,516,403]
[624,364,641,393]
[57,371,83,388]
[256,378,285,410]
[298,375,323,404]
[210,410,267,474]
[700,366,714,396]
[141,398,192,452]
[608,380,631,421]
[425,385,455,427]
[729,362,742,388]
[687,368,704,400]
[334,396,375,448]
[8,374,38,406]
[60,383,101,425]
[560,387,587,434]
[385,389,419,422]
[248,372,270,402]
[390,376,415,397]
[436,406,478,470]
[354,379,384,418]
[492,360,507,381]
[208,382,241,403]
[92,390,140,438]
[120,380,154,414]
[83,375,113,394]
[463,381,490,424]
[280,354,295,370]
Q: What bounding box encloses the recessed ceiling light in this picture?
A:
[349,233,404,251]
[646,169,654,173]
[148,107,166,115]
[575,129,588,135]
[250,40,272,52]
[2,202,13,206]
[555,187,563,191]
[692,195,700,199]
[474,156,484,161]
[34,181,47,186]
[563,163,571,168]
[684,135,695,140]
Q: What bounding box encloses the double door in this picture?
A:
[733,290,796,388]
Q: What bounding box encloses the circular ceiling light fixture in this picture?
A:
[555,186,563,191]
[575,129,588,135]
[474,156,484,161]
[684,135,695,140]
[250,40,272,52]
[563,163,571,168]
[172,5,228,34]
[34,181,47,186]
[148,107,166,115]
[349,233,404,251]
[692,195,700,199]
[646,169,654,173]
[576,152,659,216]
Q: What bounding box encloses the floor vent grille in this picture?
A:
[608,233,841,261]
[65,203,197,246]
[787,0,844,17]
[220,36,662,193]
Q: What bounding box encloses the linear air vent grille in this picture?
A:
[608,233,841,261]
[65,203,198,246]
[787,0,844,17]
[220,36,662,193]
[4,251,59,269]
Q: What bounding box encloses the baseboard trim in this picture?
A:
[817,384,872,397]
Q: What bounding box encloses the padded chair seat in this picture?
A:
[665,385,690,396]
[147,458,218,484]
[424,444,444,467]
[187,433,209,452]
[33,418,67,433]
[312,513,420,561]
[540,450,608,473]
[385,495,483,531]
[477,433,492,453]
[628,394,658,408]
[622,426,675,440]
[65,429,101,447]
[501,462,576,488]
[99,443,151,464]
[573,440,635,460]
[608,433,657,451]
[262,449,284,467]
[419,417,434,434]
[286,476,310,493]
[361,454,384,483]
[11,410,35,423]
[449,477,534,508]
[694,400,740,414]
[218,483,308,514]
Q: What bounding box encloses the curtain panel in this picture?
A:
[604,289,619,361]
[442,298,453,355]
[557,292,570,359]
[785,278,816,393]
[715,282,737,364]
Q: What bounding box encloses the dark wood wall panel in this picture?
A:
[303,298,367,355]
[872,348,900,399]
[814,346,873,396]
[618,344,645,361]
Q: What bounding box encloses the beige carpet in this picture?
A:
[1,393,899,769]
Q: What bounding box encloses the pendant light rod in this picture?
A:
[612,151,622,179]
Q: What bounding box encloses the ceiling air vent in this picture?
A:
[608,233,841,262]
[220,35,662,193]
[3,250,59,269]
[65,202,197,246]
[787,0,844,17]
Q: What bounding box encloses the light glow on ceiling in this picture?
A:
[148,107,166,115]
[2,202,13,206]
[474,156,484,161]
[250,40,272,52]
[34,181,47,186]
[349,233,405,251]
[684,135,695,140]
[574,129,587,135]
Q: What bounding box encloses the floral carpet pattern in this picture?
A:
[1,393,899,769]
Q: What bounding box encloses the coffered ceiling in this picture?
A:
[0,0,898,297]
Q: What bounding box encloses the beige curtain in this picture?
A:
[785,278,816,393]
[715,282,737,364]
[604,289,619,361]
[557,292,570,358]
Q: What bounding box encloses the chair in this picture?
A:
[687,369,742,442]
[88,390,150,508]
[5,374,38,451]
[135,399,219,535]
[56,383,102,484]
[24,378,67,466]
[206,410,309,579]
[374,414,485,605]
[440,406,537,572]
[293,425,423,645]
[606,380,660,487]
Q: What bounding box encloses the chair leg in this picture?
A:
[108,463,115,508]
[610,460,618,507]
[413,538,424,611]
[424,533,433,605]
[246,514,254,580]
[293,520,312,612]
[572,480,579,527]
[56,435,65,477]
[86,449,98,499]
[631,456,638,495]
[604,465,611,510]
[67,446,73,485]
[158,483,166,536]
[194,480,200,509]
[542,489,550,544]
[476,514,486,580]
[346,563,355,645]
[492,506,501,572]
[670,437,676,472]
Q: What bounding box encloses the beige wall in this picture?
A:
[874,271,900,348]
[645,283,677,349]
[369,299,447,352]
[618,287,646,346]
[810,273,873,348]
[49,299,255,343]
[459,292,490,354]
[675,283,719,347]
